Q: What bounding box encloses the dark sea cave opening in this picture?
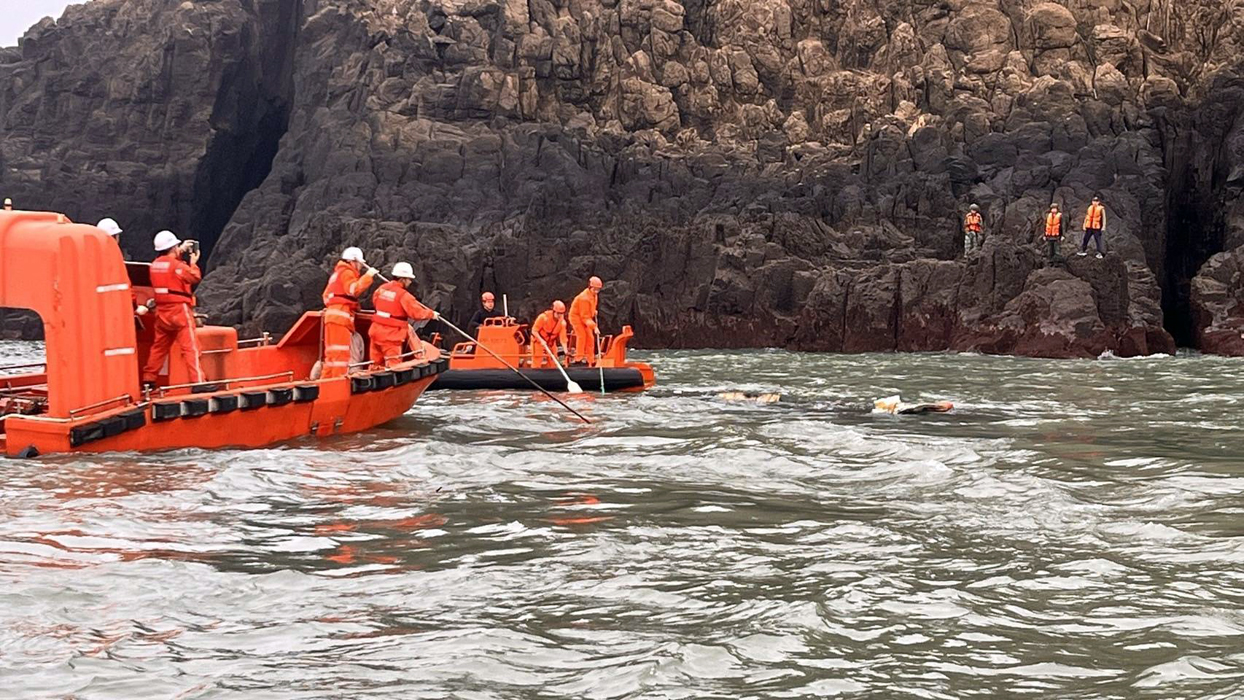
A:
[1161,144,1226,349]
[188,0,301,262]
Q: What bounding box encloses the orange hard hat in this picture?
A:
[588,276,603,289]
[552,300,566,313]
[482,292,495,302]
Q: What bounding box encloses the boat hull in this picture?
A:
[431,366,650,392]
[3,359,447,456]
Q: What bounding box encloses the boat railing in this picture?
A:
[69,393,136,417]
[1,384,48,394]
[347,346,428,371]
[200,333,273,356]
[154,370,295,397]
[0,361,47,375]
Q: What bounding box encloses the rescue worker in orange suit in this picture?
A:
[530,300,569,368]
[963,203,983,256]
[368,262,438,368]
[1042,203,1065,262]
[321,246,378,378]
[1079,195,1106,259]
[569,276,603,366]
[97,217,149,318]
[140,230,203,390]
[468,291,504,338]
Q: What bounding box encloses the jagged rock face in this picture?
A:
[0,0,297,259]
[4,0,1243,356]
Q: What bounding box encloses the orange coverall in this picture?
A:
[568,288,598,364]
[321,261,376,378]
[141,252,203,384]
[368,280,435,368]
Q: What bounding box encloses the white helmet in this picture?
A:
[153,230,180,251]
[97,218,123,237]
[391,262,415,279]
[341,246,365,263]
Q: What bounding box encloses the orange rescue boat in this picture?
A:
[0,210,446,457]
[431,317,655,392]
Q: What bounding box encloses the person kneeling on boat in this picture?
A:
[321,247,378,378]
[141,230,204,391]
[569,276,603,366]
[369,262,438,369]
[531,300,569,368]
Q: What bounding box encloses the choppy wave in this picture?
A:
[2,345,1244,697]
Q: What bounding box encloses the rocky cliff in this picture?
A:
[4,0,1244,357]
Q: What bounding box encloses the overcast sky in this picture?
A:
[3,0,79,47]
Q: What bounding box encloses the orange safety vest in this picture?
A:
[532,310,568,346]
[964,211,982,233]
[371,280,434,328]
[149,253,200,306]
[1044,211,1062,239]
[322,261,365,310]
[1083,204,1105,230]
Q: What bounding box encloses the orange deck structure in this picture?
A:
[432,317,655,392]
[0,210,446,457]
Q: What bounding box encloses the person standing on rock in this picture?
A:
[1042,203,1065,262]
[569,276,603,366]
[468,291,504,339]
[368,262,438,369]
[320,247,378,378]
[963,204,984,255]
[140,231,203,391]
[1079,195,1106,259]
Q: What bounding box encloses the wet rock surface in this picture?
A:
[4,0,1243,356]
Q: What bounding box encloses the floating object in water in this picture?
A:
[0,208,446,456]
[872,395,954,415]
[717,391,782,404]
[432,317,655,393]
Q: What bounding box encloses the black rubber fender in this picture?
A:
[267,388,293,407]
[293,385,319,402]
[350,376,374,394]
[210,395,239,414]
[239,391,267,410]
[152,402,181,422]
[372,371,396,390]
[120,408,146,431]
[69,422,106,447]
[100,415,127,438]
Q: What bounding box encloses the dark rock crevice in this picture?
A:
[1162,138,1225,347]
[191,0,301,260]
[1162,78,1244,348]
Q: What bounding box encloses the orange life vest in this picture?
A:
[1083,204,1105,229]
[533,310,567,345]
[1044,211,1062,239]
[371,280,416,328]
[322,261,364,309]
[149,253,200,306]
[964,211,982,233]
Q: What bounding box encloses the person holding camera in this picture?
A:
[141,231,204,390]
